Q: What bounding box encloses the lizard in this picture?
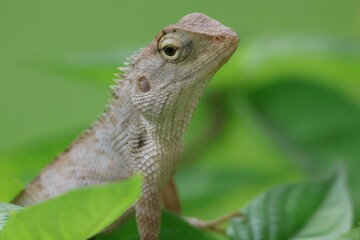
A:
[12,13,239,240]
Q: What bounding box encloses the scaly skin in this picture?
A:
[13,13,238,240]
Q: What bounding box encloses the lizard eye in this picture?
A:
[159,31,192,62]
[160,38,180,61]
[163,45,177,57]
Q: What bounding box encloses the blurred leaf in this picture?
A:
[337,228,360,240]
[179,88,305,221]
[0,174,23,202]
[0,175,141,240]
[99,210,214,240]
[0,203,22,231]
[228,166,352,240]
[248,79,360,221]
[230,38,360,96]
[180,82,307,218]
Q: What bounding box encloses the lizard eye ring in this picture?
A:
[159,38,181,61]
[158,31,192,62]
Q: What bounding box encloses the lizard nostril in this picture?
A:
[213,36,224,43]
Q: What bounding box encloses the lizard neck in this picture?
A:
[129,80,209,190]
[94,79,208,190]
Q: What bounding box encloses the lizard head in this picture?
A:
[124,13,238,125]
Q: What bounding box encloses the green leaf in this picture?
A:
[0,203,23,231]
[99,210,214,240]
[337,228,360,240]
[0,174,23,202]
[0,175,141,240]
[248,79,360,221]
[228,167,352,240]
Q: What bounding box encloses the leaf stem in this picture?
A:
[185,211,244,234]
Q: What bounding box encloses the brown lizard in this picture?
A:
[13,13,238,240]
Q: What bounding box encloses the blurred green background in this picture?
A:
[1,0,360,231]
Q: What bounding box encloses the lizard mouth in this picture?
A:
[191,34,239,82]
[217,35,239,65]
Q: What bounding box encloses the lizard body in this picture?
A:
[13,13,238,240]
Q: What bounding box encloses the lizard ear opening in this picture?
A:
[138,76,151,93]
